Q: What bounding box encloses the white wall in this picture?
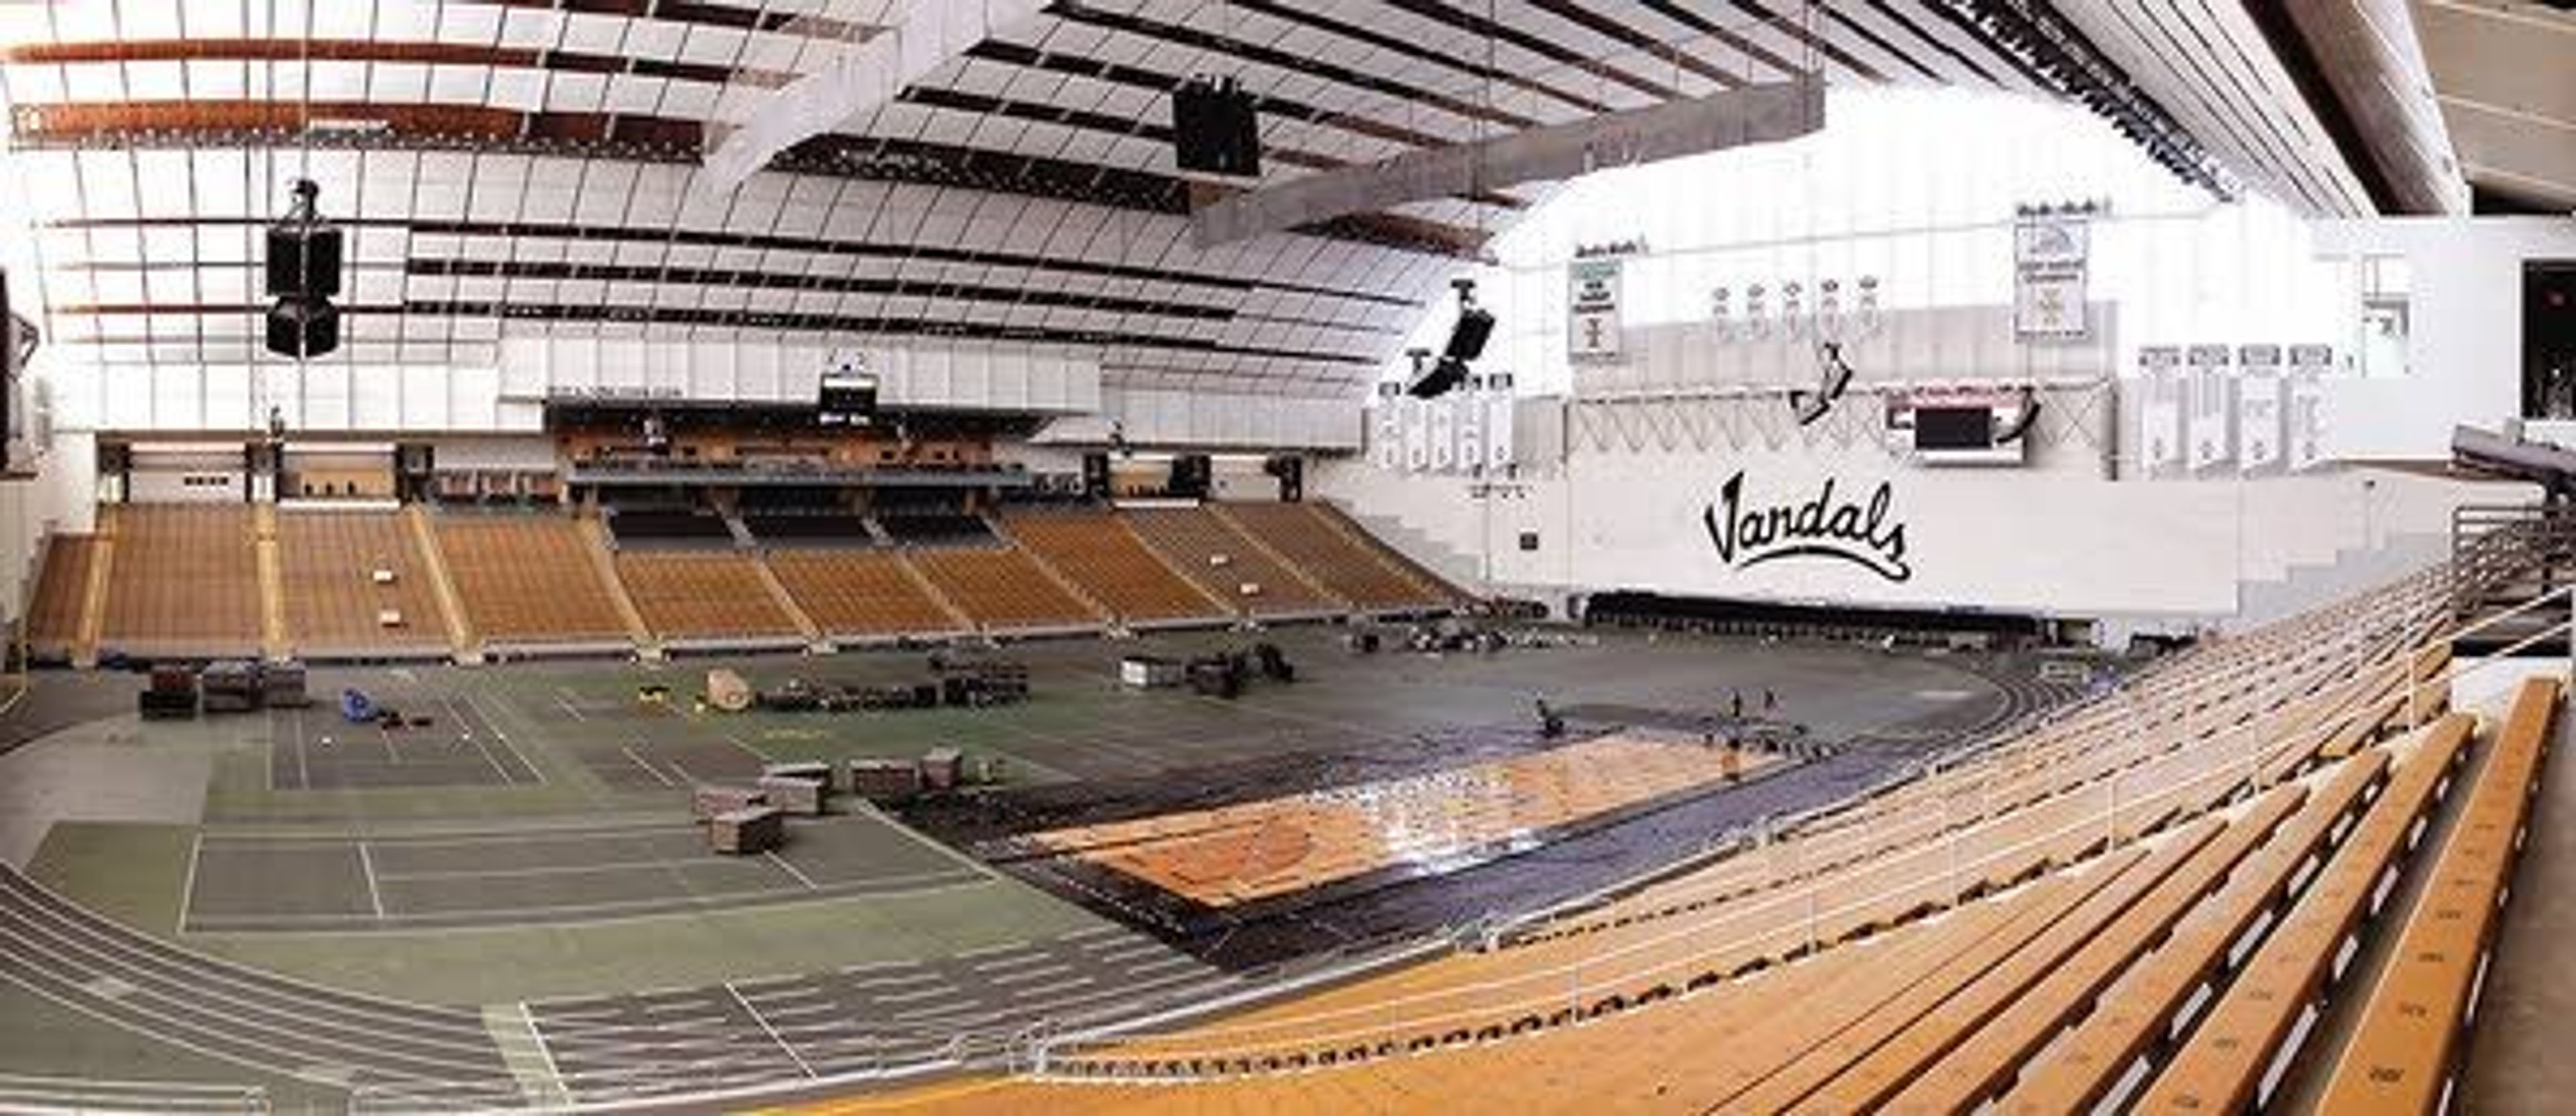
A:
[1318,450,2516,619]
[2312,217,2576,458]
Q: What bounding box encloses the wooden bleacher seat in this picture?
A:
[23,535,96,657]
[1218,502,1446,610]
[1003,510,1221,623]
[2129,713,2476,1113]
[275,510,448,654]
[431,513,630,645]
[100,504,260,654]
[2316,675,2562,1114]
[1123,506,1337,616]
[905,547,1099,630]
[613,551,800,641]
[763,550,957,637]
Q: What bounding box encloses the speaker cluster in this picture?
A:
[1171,75,1261,178]
[1405,278,1492,399]
[265,178,343,359]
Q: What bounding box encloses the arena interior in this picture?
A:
[0,1,2573,1113]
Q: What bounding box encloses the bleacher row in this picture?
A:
[17,501,1458,661]
[833,568,2563,1115]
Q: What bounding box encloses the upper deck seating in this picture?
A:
[604,509,736,550]
[1123,506,1338,616]
[876,511,994,548]
[431,513,630,645]
[275,510,448,654]
[1004,510,1220,623]
[741,512,875,547]
[100,504,260,655]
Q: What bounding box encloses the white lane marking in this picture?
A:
[763,852,821,892]
[355,841,388,919]
[620,746,676,788]
[175,834,204,936]
[723,983,814,1079]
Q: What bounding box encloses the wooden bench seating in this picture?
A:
[100,505,260,654]
[2129,712,2476,1113]
[1876,783,2305,1111]
[1725,832,2216,1113]
[1216,502,1440,611]
[275,510,449,653]
[764,549,957,637]
[1993,747,2392,1112]
[906,547,1102,630]
[1123,506,1338,616]
[22,535,96,657]
[431,513,631,645]
[1001,511,1222,624]
[2317,676,2563,1114]
[612,551,800,640]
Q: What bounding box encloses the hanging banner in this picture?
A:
[2288,374,2330,471]
[1488,394,1515,467]
[2139,347,2184,476]
[2014,212,2090,339]
[1429,398,1456,471]
[2237,345,2283,473]
[1373,387,1403,469]
[1401,398,1429,471]
[1454,397,1483,473]
[2187,345,2235,473]
[1568,258,1624,361]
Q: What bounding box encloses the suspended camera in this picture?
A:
[265,178,344,359]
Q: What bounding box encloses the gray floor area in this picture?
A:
[182,815,983,932]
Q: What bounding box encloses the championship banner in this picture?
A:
[2187,345,2235,473]
[1568,258,1624,361]
[2014,211,2090,339]
[2139,347,2184,476]
[2237,345,2283,473]
[1373,390,1403,469]
[1428,398,1456,471]
[1401,398,1429,471]
[1454,397,1483,473]
[2288,374,2330,471]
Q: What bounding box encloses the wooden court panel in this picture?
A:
[1022,731,1775,908]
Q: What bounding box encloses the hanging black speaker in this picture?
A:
[266,299,340,359]
[1406,356,1470,400]
[264,179,343,300]
[1442,306,1495,362]
[1171,76,1261,177]
[266,179,344,359]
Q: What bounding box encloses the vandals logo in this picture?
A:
[1703,471,1913,583]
